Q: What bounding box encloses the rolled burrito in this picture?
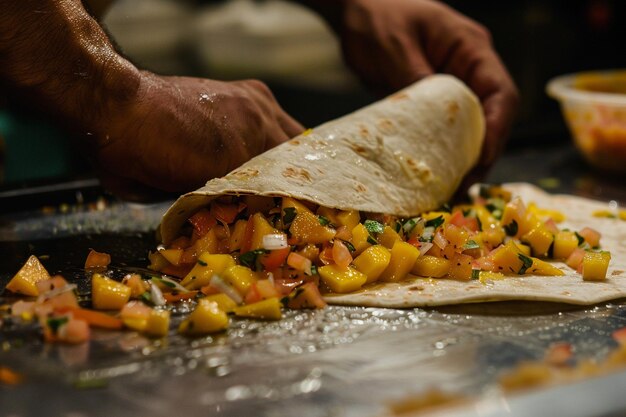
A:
[160,75,484,243]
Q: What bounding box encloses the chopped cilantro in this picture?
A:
[283,207,297,224]
[425,215,444,229]
[504,220,518,236]
[318,215,331,226]
[439,203,452,213]
[471,269,480,280]
[367,235,379,245]
[463,240,480,250]
[151,277,175,288]
[47,316,69,333]
[140,291,153,305]
[462,209,472,217]
[575,231,585,246]
[239,249,268,270]
[517,253,533,275]
[197,259,208,266]
[342,240,356,252]
[310,265,318,275]
[364,220,384,234]
[479,184,492,199]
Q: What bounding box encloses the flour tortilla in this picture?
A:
[160,75,485,243]
[326,183,626,307]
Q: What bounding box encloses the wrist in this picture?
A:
[0,0,141,136]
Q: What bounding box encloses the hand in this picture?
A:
[92,73,304,200]
[306,0,519,180]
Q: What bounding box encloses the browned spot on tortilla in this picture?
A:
[377,118,397,135]
[231,168,259,178]
[408,285,424,291]
[561,291,571,296]
[289,140,301,145]
[390,92,409,101]
[350,143,369,156]
[446,100,460,124]
[612,270,624,276]
[355,183,367,193]
[283,167,312,182]
[359,125,370,138]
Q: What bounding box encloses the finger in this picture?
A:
[277,111,305,140]
[265,128,292,151]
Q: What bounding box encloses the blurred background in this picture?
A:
[1,0,625,185]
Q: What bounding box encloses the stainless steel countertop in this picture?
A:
[1,141,626,417]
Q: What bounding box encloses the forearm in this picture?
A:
[0,0,139,132]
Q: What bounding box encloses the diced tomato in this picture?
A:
[544,342,573,366]
[544,217,560,235]
[332,240,353,269]
[566,248,586,272]
[260,247,291,271]
[319,245,334,265]
[122,273,149,298]
[120,301,152,321]
[211,202,244,224]
[180,246,198,265]
[287,282,327,309]
[335,226,352,241]
[188,209,217,237]
[449,211,479,232]
[255,280,280,300]
[287,252,312,274]
[244,283,262,304]
[200,285,220,296]
[45,317,90,344]
[36,276,69,294]
[56,307,123,330]
[613,327,626,345]
[85,249,111,269]
[406,238,421,248]
[45,290,79,310]
[0,367,23,385]
[169,236,191,250]
[163,291,198,303]
[273,276,306,296]
[578,227,601,248]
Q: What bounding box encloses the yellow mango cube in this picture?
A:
[491,241,524,274]
[202,293,238,312]
[351,223,373,255]
[379,226,402,249]
[500,197,526,237]
[233,297,282,320]
[228,220,248,252]
[444,224,469,250]
[317,206,339,226]
[353,245,392,283]
[159,248,183,266]
[178,299,229,335]
[221,265,258,295]
[553,231,579,260]
[194,228,218,255]
[147,251,169,272]
[144,309,170,337]
[447,253,474,281]
[582,251,611,281]
[289,211,336,244]
[379,241,420,282]
[318,265,367,293]
[6,255,51,296]
[515,242,532,257]
[526,258,564,276]
[92,273,131,310]
[411,255,450,278]
[249,213,280,251]
[521,225,554,257]
[282,197,313,216]
[481,225,505,247]
[181,253,236,289]
[336,210,361,231]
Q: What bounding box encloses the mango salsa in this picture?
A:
[353,245,392,283]
[379,241,420,282]
[178,299,229,335]
[181,253,236,289]
[92,273,131,310]
[6,255,50,296]
[582,251,611,281]
[319,265,367,293]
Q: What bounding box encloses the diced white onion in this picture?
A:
[209,275,243,305]
[418,242,433,257]
[421,226,435,241]
[433,231,448,250]
[149,282,166,306]
[262,233,288,250]
[267,272,275,287]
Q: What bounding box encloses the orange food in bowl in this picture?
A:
[548,70,626,174]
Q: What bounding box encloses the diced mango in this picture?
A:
[474,205,499,229]
[194,228,218,255]
[411,255,450,278]
[287,282,326,309]
[478,271,505,284]
[221,265,258,295]
[351,223,373,255]
[159,249,184,266]
[521,225,554,257]
[336,210,361,231]
[147,251,169,272]
[527,258,564,276]
[180,253,236,289]
[444,224,469,250]
[144,309,170,337]
[178,299,229,335]
[233,297,282,320]
[553,231,579,260]
[447,253,474,281]
[228,220,248,252]
[500,197,526,238]
[317,206,339,226]
[248,213,280,251]
[92,273,131,310]
[515,242,532,257]
[6,255,51,296]
[582,251,611,281]
[282,197,313,216]
[491,241,524,274]
[318,265,367,293]
[202,293,238,312]
[289,211,336,244]
[481,225,505,247]
[422,211,451,226]
[352,245,392,283]
[379,241,420,282]
[378,226,402,249]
